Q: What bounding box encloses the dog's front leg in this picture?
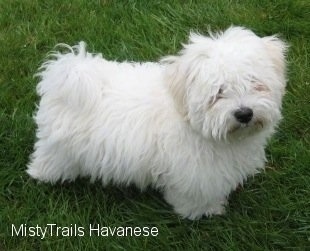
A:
[164,185,227,220]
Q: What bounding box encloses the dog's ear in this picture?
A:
[162,33,212,118]
[262,36,288,80]
[162,55,189,118]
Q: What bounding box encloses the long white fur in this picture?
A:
[27,27,287,219]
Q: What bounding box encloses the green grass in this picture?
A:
[1,0,309,250]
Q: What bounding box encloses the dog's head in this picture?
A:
[163,26,287,141]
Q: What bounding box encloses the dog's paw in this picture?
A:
[204,204,226,217]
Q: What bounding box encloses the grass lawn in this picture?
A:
[1,0,309,250]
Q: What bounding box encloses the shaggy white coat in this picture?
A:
[27,27,287,219]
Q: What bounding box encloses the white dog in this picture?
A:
[27,27,287,219]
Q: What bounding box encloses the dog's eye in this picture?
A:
[254,84,269,92]
[216,88,224,98]
[208,88,224,107]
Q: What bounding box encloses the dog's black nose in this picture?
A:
[234,107,253,123]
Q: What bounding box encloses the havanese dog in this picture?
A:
[27,26,287,219]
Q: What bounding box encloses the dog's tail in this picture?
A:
[35,42,103,111]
